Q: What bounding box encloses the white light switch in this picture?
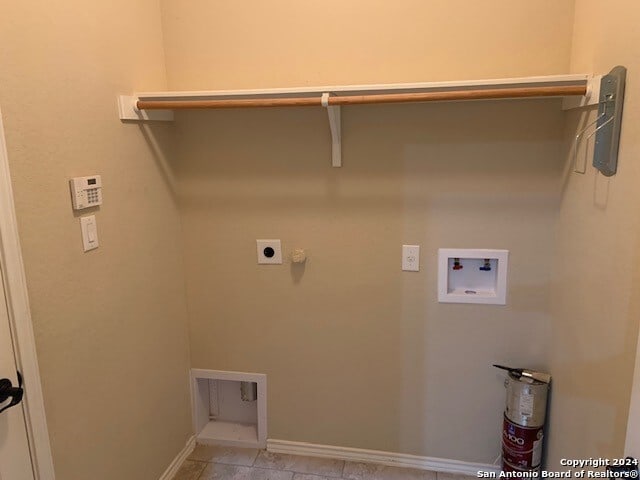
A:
[402,245,420,271]
[80,215,99,252]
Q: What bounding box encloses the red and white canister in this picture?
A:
[502,414,544,470]
[501,371,550,472]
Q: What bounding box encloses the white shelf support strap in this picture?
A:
[322,93,342,167]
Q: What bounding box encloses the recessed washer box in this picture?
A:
[437,249,509,305]
[191,369,267,448]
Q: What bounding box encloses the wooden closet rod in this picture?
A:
[136,85,587,110]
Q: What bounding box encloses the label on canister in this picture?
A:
[503,442,543,470]
[502,415,543,470]
[532,438,542,467]
[519,391,534,417]
[505,372,549,427]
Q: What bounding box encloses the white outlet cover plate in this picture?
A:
[402,245,420,271]
[256,239,282,264]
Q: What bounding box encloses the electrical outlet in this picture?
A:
[256,239,282,264]
[402,245,420,271]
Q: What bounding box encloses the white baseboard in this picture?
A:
[159,435,196,480]
[267,439,500,476]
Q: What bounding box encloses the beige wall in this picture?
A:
[173,102,563,461]
[163,0,575,462]
[0,1,192,479]
[547,0,640,467]
[160,0,576,90]
[4,0,637,473]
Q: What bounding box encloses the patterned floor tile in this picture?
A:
[172,460,207,480]
[200,463,294,480]
[292,474,338,480]
[253,452,344,477]
[436,473,477,480]
[343,462,437,480]
[188,444,259,466]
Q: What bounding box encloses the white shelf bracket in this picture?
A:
[322,93,341,167]
[562,75,603,110]
[117,95,174,122]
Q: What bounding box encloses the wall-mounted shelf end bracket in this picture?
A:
[562,74,603,110]
[569,66,626,177]
[118,95,174,122]
[593,66,626,177]
[322,93,341,167]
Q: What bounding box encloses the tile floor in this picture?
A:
[173,445,474,480]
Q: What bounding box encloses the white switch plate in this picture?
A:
[257,239,282,264]
[402,245,420,271]
[80,215,99,252]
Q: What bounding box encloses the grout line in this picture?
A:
[249,462,344,478]
[200,448,444,480]
[195,460,207,480]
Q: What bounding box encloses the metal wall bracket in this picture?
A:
[593,66,626,177]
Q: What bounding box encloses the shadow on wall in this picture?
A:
[159,99,565,211]
[544,105,640,464]
[138,122,178,203]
